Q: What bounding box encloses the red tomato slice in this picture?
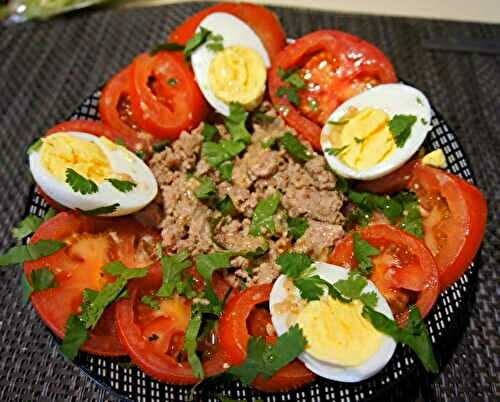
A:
[115,263,227,384]
[269,30,397,150]
[169,2,286,62]
[329,224,439,324]
[99,66,155,152]
[358,161,487,290]
[46,119,121,140]
[24,212,159,357]
[253,360,316,393]
[129,52,208,140]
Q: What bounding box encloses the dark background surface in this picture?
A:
[0,2,498,401]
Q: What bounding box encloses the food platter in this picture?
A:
[23,84,479,402]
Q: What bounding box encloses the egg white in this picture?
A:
[269,262,397,382]
[29,131,158,217]
[190,12,271,116]
[321,83,432,180]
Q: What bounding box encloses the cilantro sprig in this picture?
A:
[78,203,120,216]
[0,239,66,267]
[156,251,192,298]
[249,192,282,236]
[280,132,312,162]
[388,114,417,147]
[11,208,57,241]
[107,178,136,193]
[276,67,306,106]
[287,217,309,240]
[352,233,380,276]
[65,168,98,195]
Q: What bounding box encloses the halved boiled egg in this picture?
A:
[29,131,157,216]
[270,262,396,382]
[191,12,271,116]
[321,83,432,180]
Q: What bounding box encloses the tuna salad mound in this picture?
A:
[148,104,345,287]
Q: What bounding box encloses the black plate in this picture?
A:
[25,86,478,402]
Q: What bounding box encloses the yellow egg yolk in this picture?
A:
[40,133,111,182]
[296,297,382,366]
[208,45,267,111]
[422,149,447,168]
[328,107,396,170]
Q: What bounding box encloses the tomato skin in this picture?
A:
[129,52,208,140]
[46,120,121,141]
[269,30,396,150]
[356,160,421,194]
[329,224,440,324]
[169,2,286,61]
[99,66,154,152]
[218,284,272,365]
[115,264,227,384]
[24,212,159,357]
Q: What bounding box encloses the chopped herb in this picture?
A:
[287,217,309,240]
[420,117,428,125]
[393,192,424,238]
[194,176,217,200]
[202,123,219,142]
[195,251,234,285]
[206,32,224,52]
[328,119,349,126]
[30,267,58,292]
[184,312,204,378]
[60,315,89,360]
[348,190,403,222]
[156,251,192,298]
[0,239,66,267]
[354,137,364,144]
[141,295,160,310]
[308,98,318,111]
[249,192,282,236]
[184,27,212,59]
[261,137,278,149]
[224,102,252,145]
[332,272,378,308]
[326,145,349,157]
[362,305,438,373]
[65,168,98,195]
[150,42,185,55]
[218,161,233,182]
[115,138,127,148]
[277,67,305,89]
[135,150,147,160]
[44,207,57,221]
[228,325,307,384]
[27,138,43,154]
[276,86,300,106]
[253,111,275,124]
[202,140,246,168]
[389,114,417,147]
[335,176,350,193]
[152,140,171,153]
[78,203,120,216]
[416,97,423,105]
[107,178,136,193]
[352,233,380,276]
[11,215,43,241]
[280,132,312,162]
[216,195,237,216]
[21,274,33,303]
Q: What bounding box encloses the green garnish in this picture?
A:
[195,251,234,285]
[184,312,204,378]
[27,138,43,154]
[152,140,171,153]
[156,251,192,298]
[216,196,237,216]
[352,233,380,276]
[0,240,66,267]
[218,161,233,182]
[167,78,177,86]
[308,98,318,111]
[202,140,246,168]
[249,192,282,236]
[328,119,349,126]
[29,267,58,292]
[194,176,217,200]
[184,27,212,59]
[150,42,184,55]
[326,145,349,157]
[393,192,424,238]
[228,324,307,384]
[11,214,44,241]
[280,132,312,162]
[287,217,309,240]
[354,137,365,144]
[60,315,89,360]
[276,86,300,106]
[106,178,136,193]
[115,138,127,148]
[141,295,160,310]
[135,150,147,160]
[224,102,252,145]
[333,272,378,308]
[389,114,417,147]
[78,203,120,216]
[202,123,219,142]
[65,168,98,195]
[277,67,305,89]
[206,33,224,52]
[253,111,275,124]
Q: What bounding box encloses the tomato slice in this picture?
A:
[129,52,208,140]
[253,360,316,393]
[115,263,227,384]
[169,2,286,62]
[24,212,159,357]
[358,161,487,290]
[46,119,122,141]
[269,30,397,150]
[329,224,439,324]
[99,66,155,152]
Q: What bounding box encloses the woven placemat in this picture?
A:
[0,2,498,401]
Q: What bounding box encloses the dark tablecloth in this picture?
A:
[0,2,498,401]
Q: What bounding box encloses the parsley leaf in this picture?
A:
[27,138,43,154]
[194,176,217,200]
[352,233,380,276]
[389,114,417,147]
[277,67,305,89]
[60,315,89,360]
[0,239,65,267]
[253,111,275,124]
[362,305,438,373]
[276,252,313,278]
[326,145,349,156]
[107,178,136,193]
[11,215,43,241]
[335,176,350,193]
[184,27,211,59]
[280,132,312,162]
[218,161,233,182]
[294,275,326,301]
[30,267,58,292]
[328,119,349,126]
[287,217,309,240]
[249,192,282,236]
[228,325,307,384]
[332,272,378,308]
[276,86,300,106]
[206,33,224,52]
[184,312,204,378]
[65,168,98,195]
[216,195,237,216]
[195,251,234,285]
[78,203,120,216]
[141,295,160,310]
[202,123,219,142]
[152,139,171,153]
[224,102,252,145]
[150,42,184,55]
[393,192,424,238]
[202,140,246,167]
[156,251,192,298]
[348,191,403,222]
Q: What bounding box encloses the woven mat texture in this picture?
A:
[0,2,499,401]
